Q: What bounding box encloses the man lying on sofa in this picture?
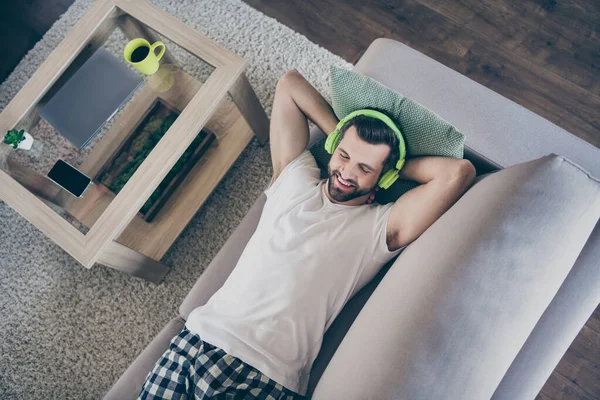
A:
[139,70,476,399]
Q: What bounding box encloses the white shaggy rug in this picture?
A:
[0,0,350,398]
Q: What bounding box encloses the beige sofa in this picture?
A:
[105,38,600,399]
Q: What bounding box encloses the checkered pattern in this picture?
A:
[138,328,302,400]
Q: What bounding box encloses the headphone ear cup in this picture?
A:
[378,169,399,189]
[324,131,341,154]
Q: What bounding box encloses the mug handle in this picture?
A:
[151,41,166,61]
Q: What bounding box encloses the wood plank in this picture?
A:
[519,0,600,41]
[588,306,600,335]
[535,392,554,400]
[552,336,600,398]
[416,0,600,97]
[559,325,600,363]
[539,370,597,400]
[228,73,270,145]
[244,0,367,62]
[459,41,600,149]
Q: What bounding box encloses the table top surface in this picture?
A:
[0,0,249,268]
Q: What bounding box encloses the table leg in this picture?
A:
[228,73,270,145]
[97,241,170,284]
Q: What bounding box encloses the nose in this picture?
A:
[339,166,357,183]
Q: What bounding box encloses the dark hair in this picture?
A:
[339,108,400,178]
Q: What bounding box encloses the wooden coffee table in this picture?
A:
[0,0,269,283]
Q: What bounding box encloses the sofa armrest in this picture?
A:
[311,154,600,400]
[491,220,600,399]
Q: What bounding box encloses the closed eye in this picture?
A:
[339,154,369,174]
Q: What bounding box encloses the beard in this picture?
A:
[327,166,375,203]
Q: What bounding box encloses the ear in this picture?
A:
[366,186,378,204]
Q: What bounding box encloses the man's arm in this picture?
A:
[387,156,476,251]
[269,70,339,180]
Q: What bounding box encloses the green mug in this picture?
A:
[124,38,165,75]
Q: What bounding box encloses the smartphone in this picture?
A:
[47,159,92,198]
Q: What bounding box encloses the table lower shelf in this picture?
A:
[116,99,254,261]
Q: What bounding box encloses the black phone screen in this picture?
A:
[47,159,91,197]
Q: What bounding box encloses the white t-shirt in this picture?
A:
[185,150,406,395]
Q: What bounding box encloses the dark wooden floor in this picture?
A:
[244,0,600,151]
[1,1,599,399]
[0,0,74,83]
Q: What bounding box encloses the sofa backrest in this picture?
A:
[310,152,600,400]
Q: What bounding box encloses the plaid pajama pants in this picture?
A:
[138,327,302,400]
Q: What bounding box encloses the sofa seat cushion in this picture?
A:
[311,153,600,400]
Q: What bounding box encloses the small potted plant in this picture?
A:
[4,128,33,150]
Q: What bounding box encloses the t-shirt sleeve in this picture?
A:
[264,150,322,200]
[354,204,407,294]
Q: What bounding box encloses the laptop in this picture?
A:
[40,47,143,149]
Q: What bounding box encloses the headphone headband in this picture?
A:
[324,109,407,189]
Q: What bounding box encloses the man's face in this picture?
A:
[326,126,390,204]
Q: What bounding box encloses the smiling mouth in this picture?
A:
[335,174,355,190]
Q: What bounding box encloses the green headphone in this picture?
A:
[324,109,407,189]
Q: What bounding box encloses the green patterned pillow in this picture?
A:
[309,65,466,204]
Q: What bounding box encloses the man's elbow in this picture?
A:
[450,159,477,189]
[277,69,303,92]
